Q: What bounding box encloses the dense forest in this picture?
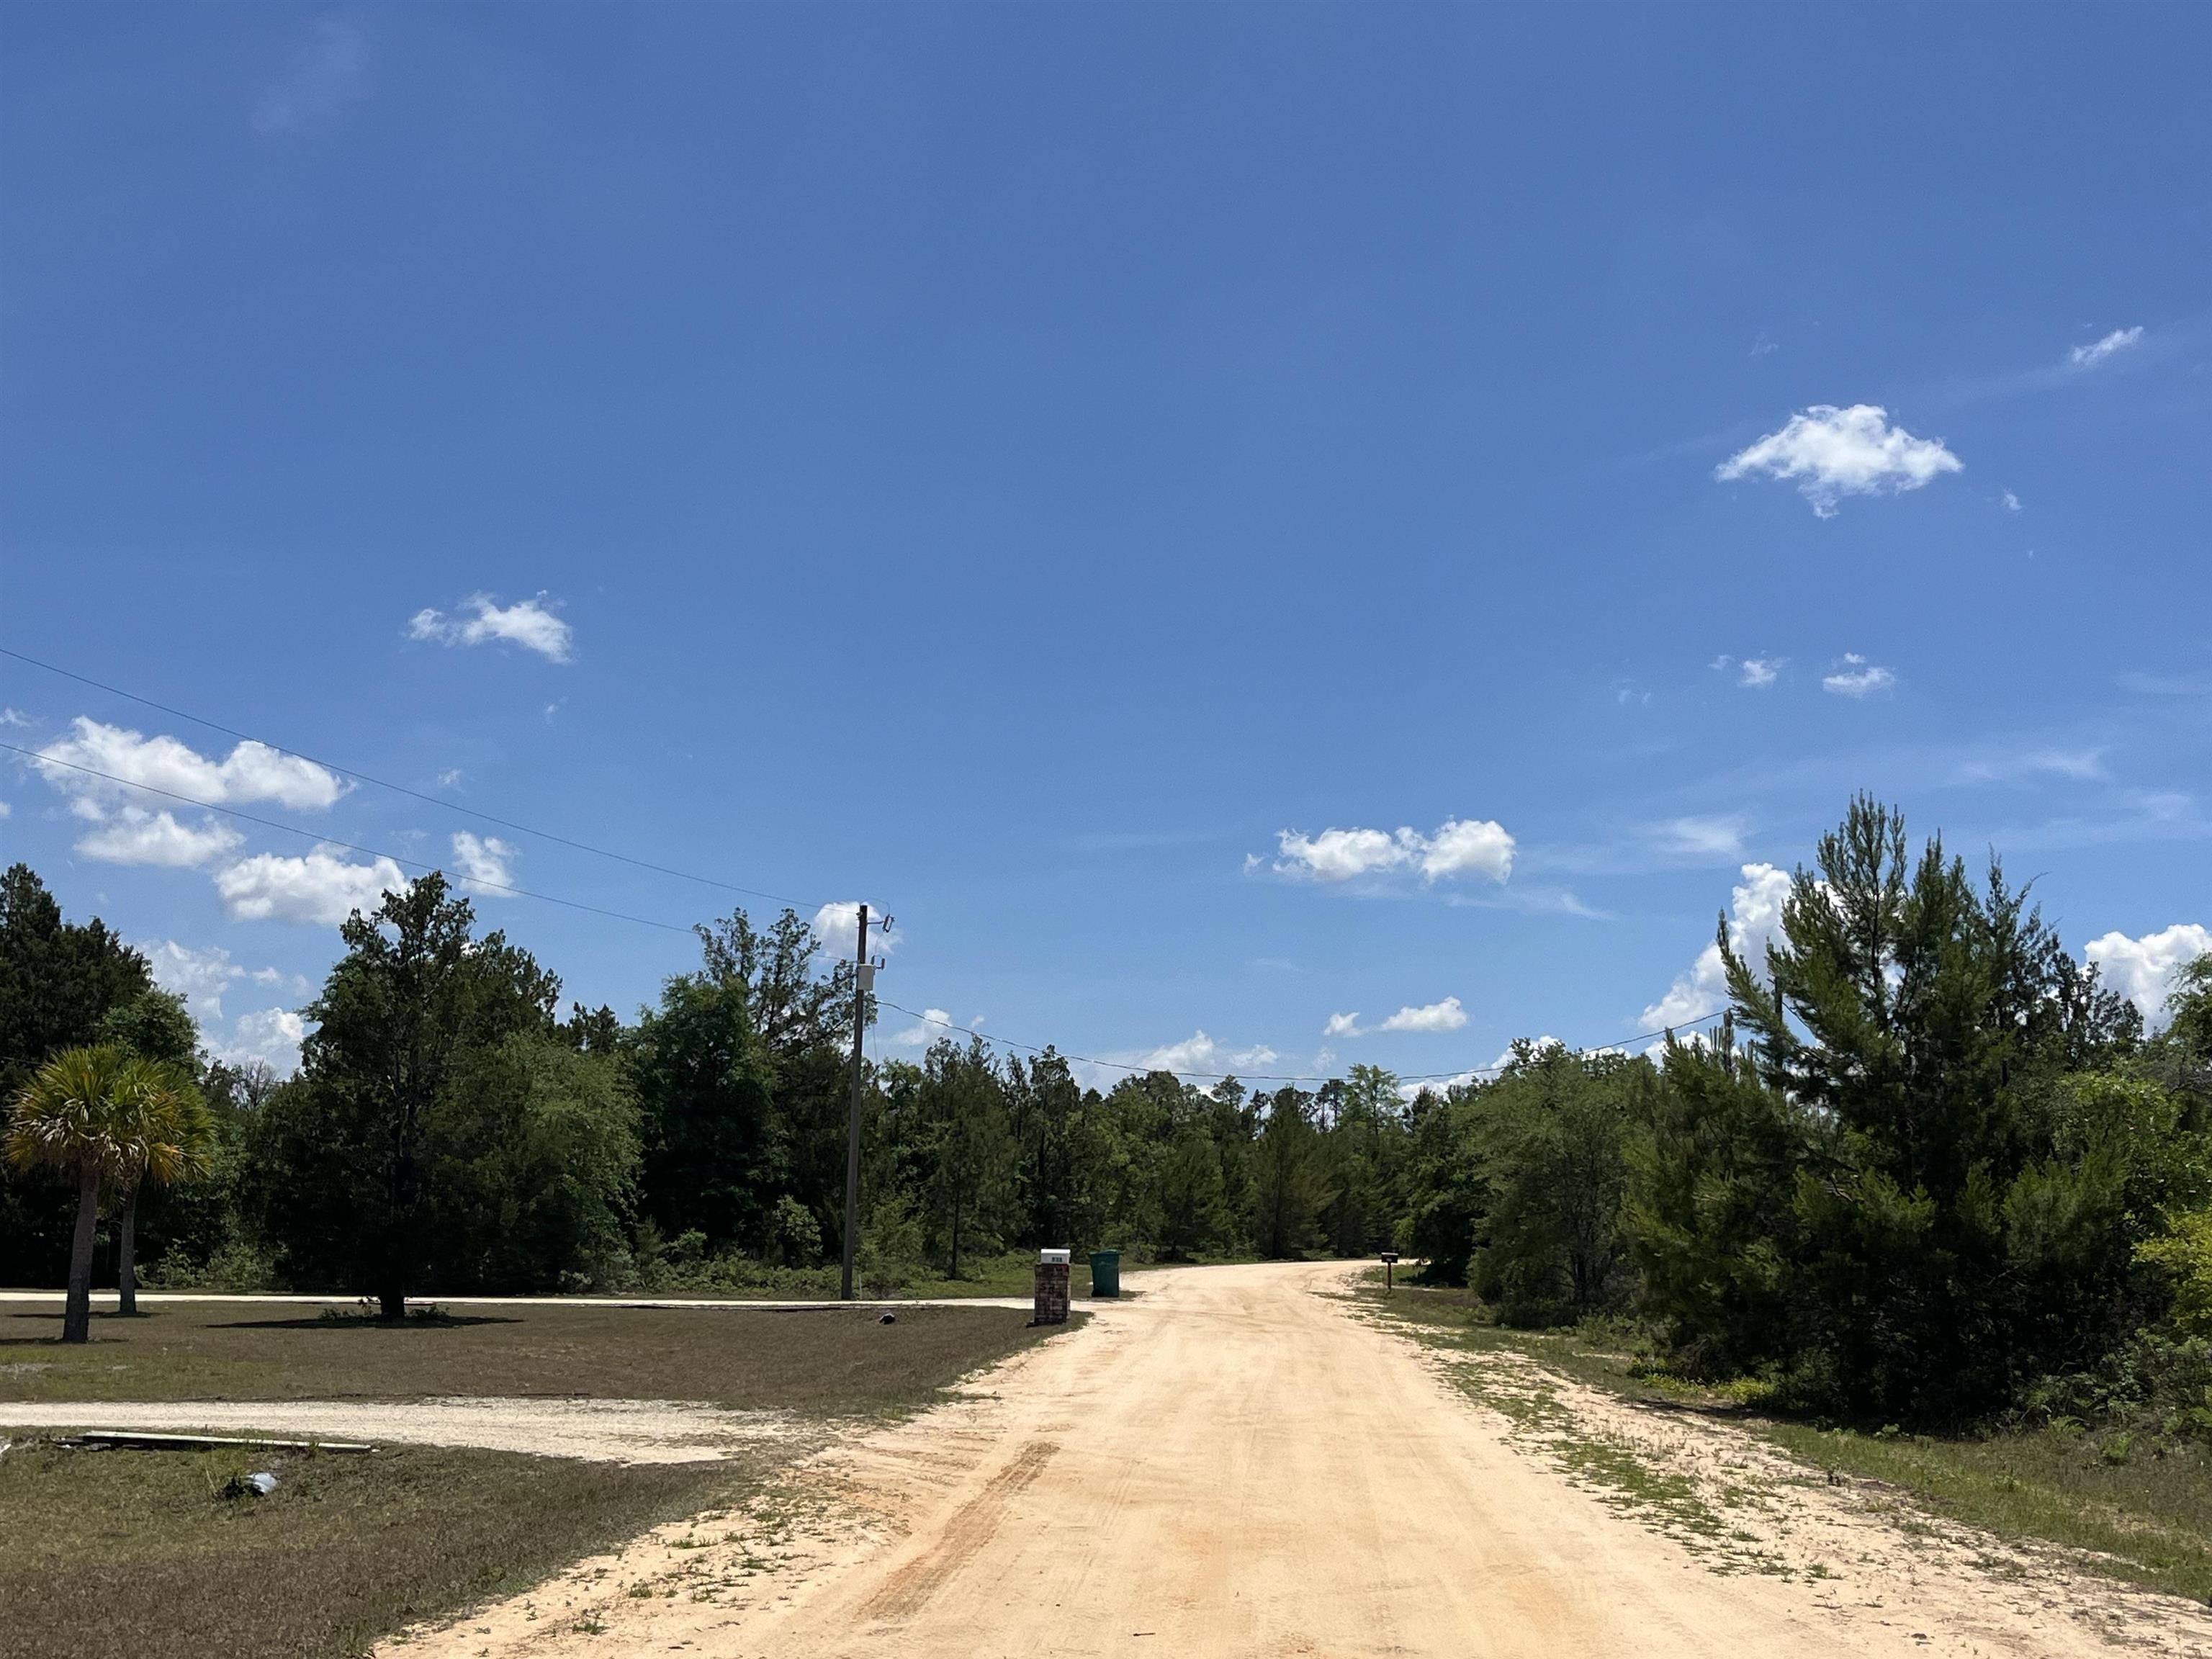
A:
[4,797,2208,1442]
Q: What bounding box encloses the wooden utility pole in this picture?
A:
[840,903,870,1301]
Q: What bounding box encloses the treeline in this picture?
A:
[0,861,1408,1310]
[4,797,2209,1439]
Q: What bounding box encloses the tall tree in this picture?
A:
[906,1038,1014,1278]
[0,866,151,1283]
[247,873,557,1316]
[1251,1088,1331,1259]
[6,1046,189,1341]
[1469,1045,1647,1324]
[1638,797,2152,1421]
[99,988,207,1312]
[629,974,781,1251]
[109,1058,215,1314]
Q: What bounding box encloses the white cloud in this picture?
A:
[449,831,518,896]
[1419,819,1516,881]
[141,940,248,1020]
[2085,924,2211,1026]
[886,1008,984,1051]
[1269,817,1514,886]
[437,768,464,788]
[34,717,347,811]
[253,18,372,138]
[1822,654,1897,698]
[1329,997,1470,1039]
[74,806,243,868]
[2070,326,2143,369]
[812,901,896,963]
[1377,997,1468,1034]
[1398,1069,1481,1102]
[1653,815,1747,860]
[408,595,574,662]
[1716,404,1962,517]
[0,801,10,819]
[1272,827,1410,882]
[1130,1031,1277,1076]
[215,848,408,925]
[1737,657,1781,688]
[891,1008,957,1048]
[1639,863,1794,1030]
[216,1007,307,1076]
[0,708,27,727]
[2002,490,2023,513]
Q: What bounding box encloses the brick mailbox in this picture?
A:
[1032,1247,1072,1326]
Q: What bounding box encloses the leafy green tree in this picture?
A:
[98,988,210,1312]
[421,1036,639,1290]
[1466,1043,1646,1324]
[667,907,861,1252]
[0,867,151,1284]
[1319,1065,1410,1257]
[1398,1082,1486,1282]
[99,988,199,1070]
[1251,1088,1331,1258]
[629,974,781,1251]
[1627,1030,1807,1373]
[1156,1120,1229,1260]
[244,873,557,1315]
[109,1058,214,1315]
[905,1038,1015,1278]
[1643,797,2150,1421]
[6,1046,192,1341]
[1005,1049,1084,1248]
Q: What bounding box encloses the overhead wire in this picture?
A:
[0,644,828,913]
[5,648,1729,1081]
[1,742,698,935]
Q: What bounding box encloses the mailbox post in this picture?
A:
[1380,1249,1400,1293]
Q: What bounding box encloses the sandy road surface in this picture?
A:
[398,1262,2206,1659]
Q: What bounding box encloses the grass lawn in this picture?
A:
[0,1297,1081,1658]
[1362,1279,2212,1606]
[0,1297,1069,1411]
[0,1437,742,1659]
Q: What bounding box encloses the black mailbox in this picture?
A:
[1378,1250,1401,1264]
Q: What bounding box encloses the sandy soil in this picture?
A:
[0,1397,801,1464]
[377,1261,2212,1659]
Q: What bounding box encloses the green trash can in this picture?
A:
[1088,1249,1121,1298]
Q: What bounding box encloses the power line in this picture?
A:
[2,742,697,935]
[876,997,1727,1087]
[4,648,1733,1080]
[0,645,827,914]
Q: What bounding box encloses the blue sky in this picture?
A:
[4,5,2208,1083]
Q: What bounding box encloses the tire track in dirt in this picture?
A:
[858,1439,1059,1620]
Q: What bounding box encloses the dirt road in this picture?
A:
[398,1262,2207,1659]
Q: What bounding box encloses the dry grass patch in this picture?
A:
[0,1436,742,1659]
[0,1298,1067,1413]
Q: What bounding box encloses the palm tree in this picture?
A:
[7,1046,135,1342]
[111,1058,214,1317]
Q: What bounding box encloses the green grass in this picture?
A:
[1359,1277,2212,1604]
[0,1436,744,1659]
[0,1297,1075,1413]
